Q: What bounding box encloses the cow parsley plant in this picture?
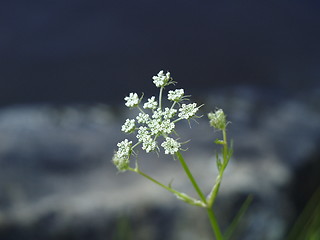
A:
[113,70,235,240]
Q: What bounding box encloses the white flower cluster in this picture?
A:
[143,96,158,109]
[113,70,201,171]
[112,139,132,172]
[124,93,140,107]
[161,137,181,154]
[208,109,226,130]
[121,119,135,133]
[178,103,199,119]
[168,89,184,102]
[152,70,175,88]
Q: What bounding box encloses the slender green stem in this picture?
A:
[137,105,145,114]
[207,129,229,207]
[159,87,164,109]
[129,167,205,207]
[172,117,183,124]
[175,151,224,239]
[129,167,178,195]
[207,208,224,240]
[222,129,228,163]
[132,141,142,149]
[207,172,223,207]
[170,101,176,110]
[175,151,206,202]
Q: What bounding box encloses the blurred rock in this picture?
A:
[0,86,319,239]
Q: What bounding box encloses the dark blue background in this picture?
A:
[1,0,319,105]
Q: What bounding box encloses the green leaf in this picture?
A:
[224,194,253,240]
[286,187,320,240]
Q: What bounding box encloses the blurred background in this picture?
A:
[0,0,319,239]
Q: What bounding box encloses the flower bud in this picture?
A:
[208,109,226,130]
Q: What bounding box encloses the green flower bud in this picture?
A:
[208,109,226,130]
[113,139,132,172]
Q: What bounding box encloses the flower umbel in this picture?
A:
[114,70,201,167]
[208,109,226,130]
[143,96,158,109]
[136,113,150,124]
[124,93,140,107]
[178,103,199,119]
[121,119,135,133]
[142,135,157,153]
[161,137,181,154]
[152,70,175,88]
[113,139,132,172]
[168,89,184,102]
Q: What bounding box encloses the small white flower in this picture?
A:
[136,126,150,142]
[161,137,181,154]
[136,113,150,124]
[152,70,171,87]
[148,119,162,135]
[116,139,132,157]
[152,108,163,120]
[160,119,175,134]
[168,89,184,102]
[113,139,133,171]
[121,119,135,133]
[143,96,158,109]
[124,93,140,107]
[178,103,199,119]
[141,135,157,153]
[163,107,177,119]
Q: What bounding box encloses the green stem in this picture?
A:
[129,167,177,195]
[175,151,206,202]
[207,208,224,240]
[175,151,224,239]
[222,129,228,163]
[170,101,176,111]
[137,105,145,114]
[159,87,164,109]
[207,129,229,207]
[172,117,183,124]
[129,167,205,207]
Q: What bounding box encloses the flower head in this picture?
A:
[168,89,184,102]
[116,139,132,157]
[163,107,177,119]
[161,137,181,154]
[121,119,136,133]
[136,113,150,124]
[143,96,158,109]
[112,153,130,172]
[115,70,203,163]
[136,126,150,142]
[208,109,226,130]
[148,119,162,135]
[152,108,163,120]
[124,93,140,107]
[113,139,132,171]
[141,135,157,153]
[160,119,175,134]
[178,103,199,119]
[152,70,173,88]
